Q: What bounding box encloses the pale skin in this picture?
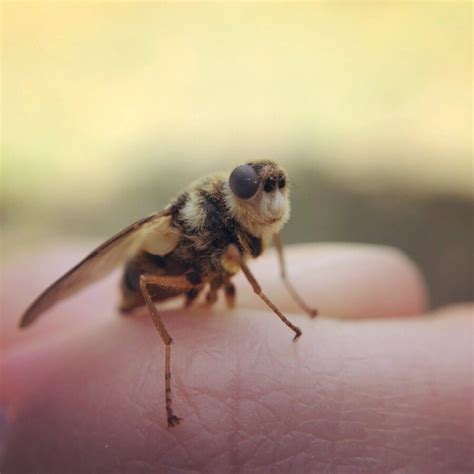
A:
[1,244,473,473]
[136,239,311,426]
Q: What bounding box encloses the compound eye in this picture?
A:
[278,174,286,189]
[263,177,276,192]
[229,165,259,199]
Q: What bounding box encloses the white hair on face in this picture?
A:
[223,179,290,238]
[259,190,290,236]
[260,190,287,220]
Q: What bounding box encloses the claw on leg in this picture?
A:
[167,414,183,428]
[292,327,302,342]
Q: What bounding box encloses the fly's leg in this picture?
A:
[184,286,203,308]
[224,245,302,341]
[139,274,195,427]
[273,233,318,318]
[205,277,223,306]
[224,282,236,308]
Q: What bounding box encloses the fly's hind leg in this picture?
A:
[139,274,195,428]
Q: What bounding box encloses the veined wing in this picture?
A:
[19,210,181,328]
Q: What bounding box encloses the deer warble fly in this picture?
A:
[19,160,317,427]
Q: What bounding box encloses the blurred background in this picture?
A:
[2,2,472,308]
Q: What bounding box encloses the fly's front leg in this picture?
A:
[139,273,194,428]
[224,245,302,341]
[273,233,318,318]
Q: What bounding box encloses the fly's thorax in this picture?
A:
[167,161,289,278]
[166,178,236,273]
[172,173,228,234]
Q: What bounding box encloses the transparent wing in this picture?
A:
[19,210,180,328]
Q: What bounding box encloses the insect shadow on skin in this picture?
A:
[19,160,318,428]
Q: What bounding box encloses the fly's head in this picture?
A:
[226,160,290,237]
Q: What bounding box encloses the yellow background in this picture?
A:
[1,2,472,306]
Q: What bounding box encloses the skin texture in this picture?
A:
[1,243,473,473]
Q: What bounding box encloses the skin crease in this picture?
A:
[1,244,473,473]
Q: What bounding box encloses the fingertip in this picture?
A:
[234,243,429,319]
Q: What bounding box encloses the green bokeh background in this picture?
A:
[2,2,472,308]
